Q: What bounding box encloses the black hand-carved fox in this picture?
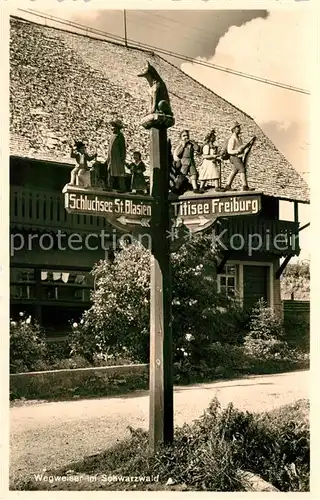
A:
[138,62,173,116]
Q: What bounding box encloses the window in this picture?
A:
[40,270,93,302]
[10,268,35,283]
[217,265,238,298]
[10,285,36,300]
[10,267,93,303]
[10,268,36,300]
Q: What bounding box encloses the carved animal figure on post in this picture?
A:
[138,61,173,116]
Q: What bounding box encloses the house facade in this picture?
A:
[10,156,113,335]
[9,17,309,334]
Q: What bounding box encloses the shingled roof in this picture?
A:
[10,16,309,203]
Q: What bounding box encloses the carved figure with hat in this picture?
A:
[106,118,127,192]
[126,151,148,194]
[172,129,202,194]
[223,121,256,192]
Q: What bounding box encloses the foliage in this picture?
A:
[281,261,310,300]
[45,340,72,365]
[10,366,148,402]
[174,342,250,383]
[110,398,309,492]
[283,314,309,352]
[243,299,290,360]
[10,313,48,373]
[70,237,249,368]
[51,355,92,370]
[19,398,308,491]
[247,299,284,340]
[69,242,150,363]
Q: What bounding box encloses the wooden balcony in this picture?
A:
[10,186,110,234]
[215,216,300,256]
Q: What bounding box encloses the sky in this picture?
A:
[9,2,311,259]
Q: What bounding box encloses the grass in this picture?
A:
[10,349,309,403]
[10,370,149,402]
[12,398,309,492]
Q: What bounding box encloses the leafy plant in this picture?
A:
[247,299,284,340]
[243,299,290,360]
[10,313,48,373]
[23,398,308,492]
[281,261,310,300]
[70,236,248,371]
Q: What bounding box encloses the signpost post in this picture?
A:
[63,63,263,454]
[148,127,173,450]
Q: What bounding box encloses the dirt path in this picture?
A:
[10,370,308,483]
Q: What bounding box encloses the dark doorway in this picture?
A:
[243,265,269,311]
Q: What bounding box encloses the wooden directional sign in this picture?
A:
[63,185,153,234]
[63,185,262,244]
[169,191,262,234]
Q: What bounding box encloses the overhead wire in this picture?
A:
[127,11,212,48]
[16,8,310,96]
[135,10,218,44]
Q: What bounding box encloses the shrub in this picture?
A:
[247,299,284,340]
[221,399,309,491]
[174,342,250,383]
[26,398,308,491]
[69,242,150,364]
[45,339,72,364]
[51,355,92,370]
[243,336,289,360]
[129,397,309,491]
[71,237,249,372]
[10,366,148,401]
[243,299,290,360]
[10,313,48,373]
[281,261,310,300]
[283,314,309,352]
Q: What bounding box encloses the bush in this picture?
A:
[21,398,308,491]
[45,339,72,365]
[281,261,310,300]
[246,299,284,340]
[51,355,92,370]
[10,314,48,373]
[71,237,249,372]
[184,398,309,491]
[124,397,309,491]
[283,314,309,352]
[69,242,150,364]
[174,342,250,383]
[243,299,291,361]
[10,366,148,401]
[206,398,309,491]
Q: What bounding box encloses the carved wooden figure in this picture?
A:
[138,62,175,130]
[223,122,256,192]
[126,151,148,194]
[69,141,97,188]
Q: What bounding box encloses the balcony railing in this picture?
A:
[10,186,110,233]
[215,216,300,256]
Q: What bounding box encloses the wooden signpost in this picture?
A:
[63,64,262,454]
[63,188,262,452]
